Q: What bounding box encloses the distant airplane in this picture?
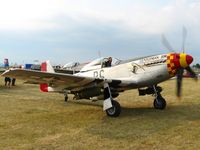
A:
[55,62,88,74]
[62,62,80,70]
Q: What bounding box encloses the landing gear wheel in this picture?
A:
[64,95,68,102]
[106,100,121,117]
[153,96,166,110]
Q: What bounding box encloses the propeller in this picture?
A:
[162,34,174,52]
[182,26,187,53]
[177,27,198,97]
[176,66,198,97]
[162,27,198,97]
[176,68,184,97]
[185,66,198,80]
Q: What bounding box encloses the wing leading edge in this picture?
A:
[1,69,102,90]
[1,68,139,92]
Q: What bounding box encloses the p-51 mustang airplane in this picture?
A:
[1,52,198,117]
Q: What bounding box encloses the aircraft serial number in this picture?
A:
[93,70,104,79]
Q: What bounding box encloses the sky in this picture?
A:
[0,0,200,65]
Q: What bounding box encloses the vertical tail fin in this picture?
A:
[40,60,55,92]
[41,60,55,73]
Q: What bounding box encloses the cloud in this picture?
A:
[0,0,200,64]
[0,0,199,34]
[0,0,63,30]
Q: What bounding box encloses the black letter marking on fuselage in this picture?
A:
[100,70,104,78]
[94,71,98,78]
[93,70,104,79]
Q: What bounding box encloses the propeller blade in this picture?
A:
[161,34,174,52]
[185,66,198,80]
[182,26,187,53]
[177,68,184,97]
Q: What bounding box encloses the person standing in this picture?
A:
[4,77,11,87]
[12,78,16,86]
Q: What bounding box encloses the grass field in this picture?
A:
[0,77,199,150]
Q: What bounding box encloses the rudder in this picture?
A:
[41,60,55,73]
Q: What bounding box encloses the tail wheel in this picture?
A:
[153,96,166,109]
[106,100,121,117]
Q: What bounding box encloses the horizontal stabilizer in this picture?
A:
[40,83,48,92]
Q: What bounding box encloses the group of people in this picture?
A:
[4,77,16,87]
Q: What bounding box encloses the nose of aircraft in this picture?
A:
[186,55,193,65]
[167,53,194,70]
[179,53,193,68]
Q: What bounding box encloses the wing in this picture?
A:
[1,69,103,90]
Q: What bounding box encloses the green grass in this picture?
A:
[0,77,199,150]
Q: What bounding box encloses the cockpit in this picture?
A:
[80,57,121,72]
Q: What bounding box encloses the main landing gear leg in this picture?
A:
[153,85,166,110]
[103,83,121,117]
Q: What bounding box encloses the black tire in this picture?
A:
[106,100,121,117]
[153,96,166,110]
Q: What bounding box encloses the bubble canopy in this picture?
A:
[80,57,121,72]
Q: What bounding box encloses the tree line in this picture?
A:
[193,63,200,68]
